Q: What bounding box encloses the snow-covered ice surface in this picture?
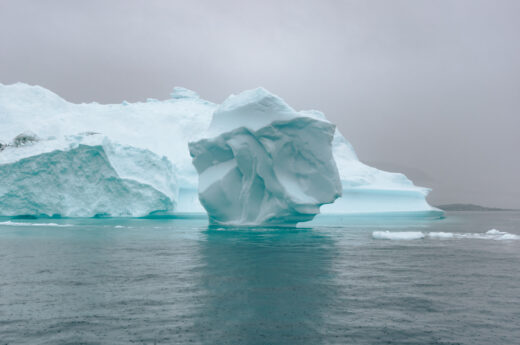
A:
[373,229,520,240]
[189,88,341,226]
[0,85,214,187]
[1,82,438,217]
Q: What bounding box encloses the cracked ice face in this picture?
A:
[189,116,342,227]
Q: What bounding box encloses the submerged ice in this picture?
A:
[189,88,341,226]
[0,82,439,219]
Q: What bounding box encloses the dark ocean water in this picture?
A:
[1,211,519,344]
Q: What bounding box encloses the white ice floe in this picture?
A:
[426,232,454,239]
[432,229,520,240]
[372,231,426,240]
[373,229,519,241]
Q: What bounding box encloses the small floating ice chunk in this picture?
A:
[451,229,519,240]
[427,232,454,239]
[484,229,520,240]
[375,228,520,241]
[372,231,425,240]
[486,229,503,235]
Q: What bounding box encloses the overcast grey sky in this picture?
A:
[1,0,519,208]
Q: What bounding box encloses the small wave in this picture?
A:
[114,225,125,228]
[373,229,519,241]
[0,221,73,227]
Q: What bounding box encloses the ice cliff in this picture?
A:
[0,82,440,218]
[189,88,342,226]
[0,134,177,217]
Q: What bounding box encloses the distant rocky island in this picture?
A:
[436,204,515,211]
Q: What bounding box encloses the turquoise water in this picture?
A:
[1,212,519,344]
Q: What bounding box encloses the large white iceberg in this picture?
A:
[0,82,440,218]
[0,83,213,213]
[0,134,177,217]
[189,88,342,226]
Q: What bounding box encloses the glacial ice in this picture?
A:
[0,83,213,214]
[0,82,439,218]
[189,88,342,226]
[0,134,177,217]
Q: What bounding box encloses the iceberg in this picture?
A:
[0,82,439,218]
[189,88,342,226]
[0,83,214,213]
[0,134,177,217]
